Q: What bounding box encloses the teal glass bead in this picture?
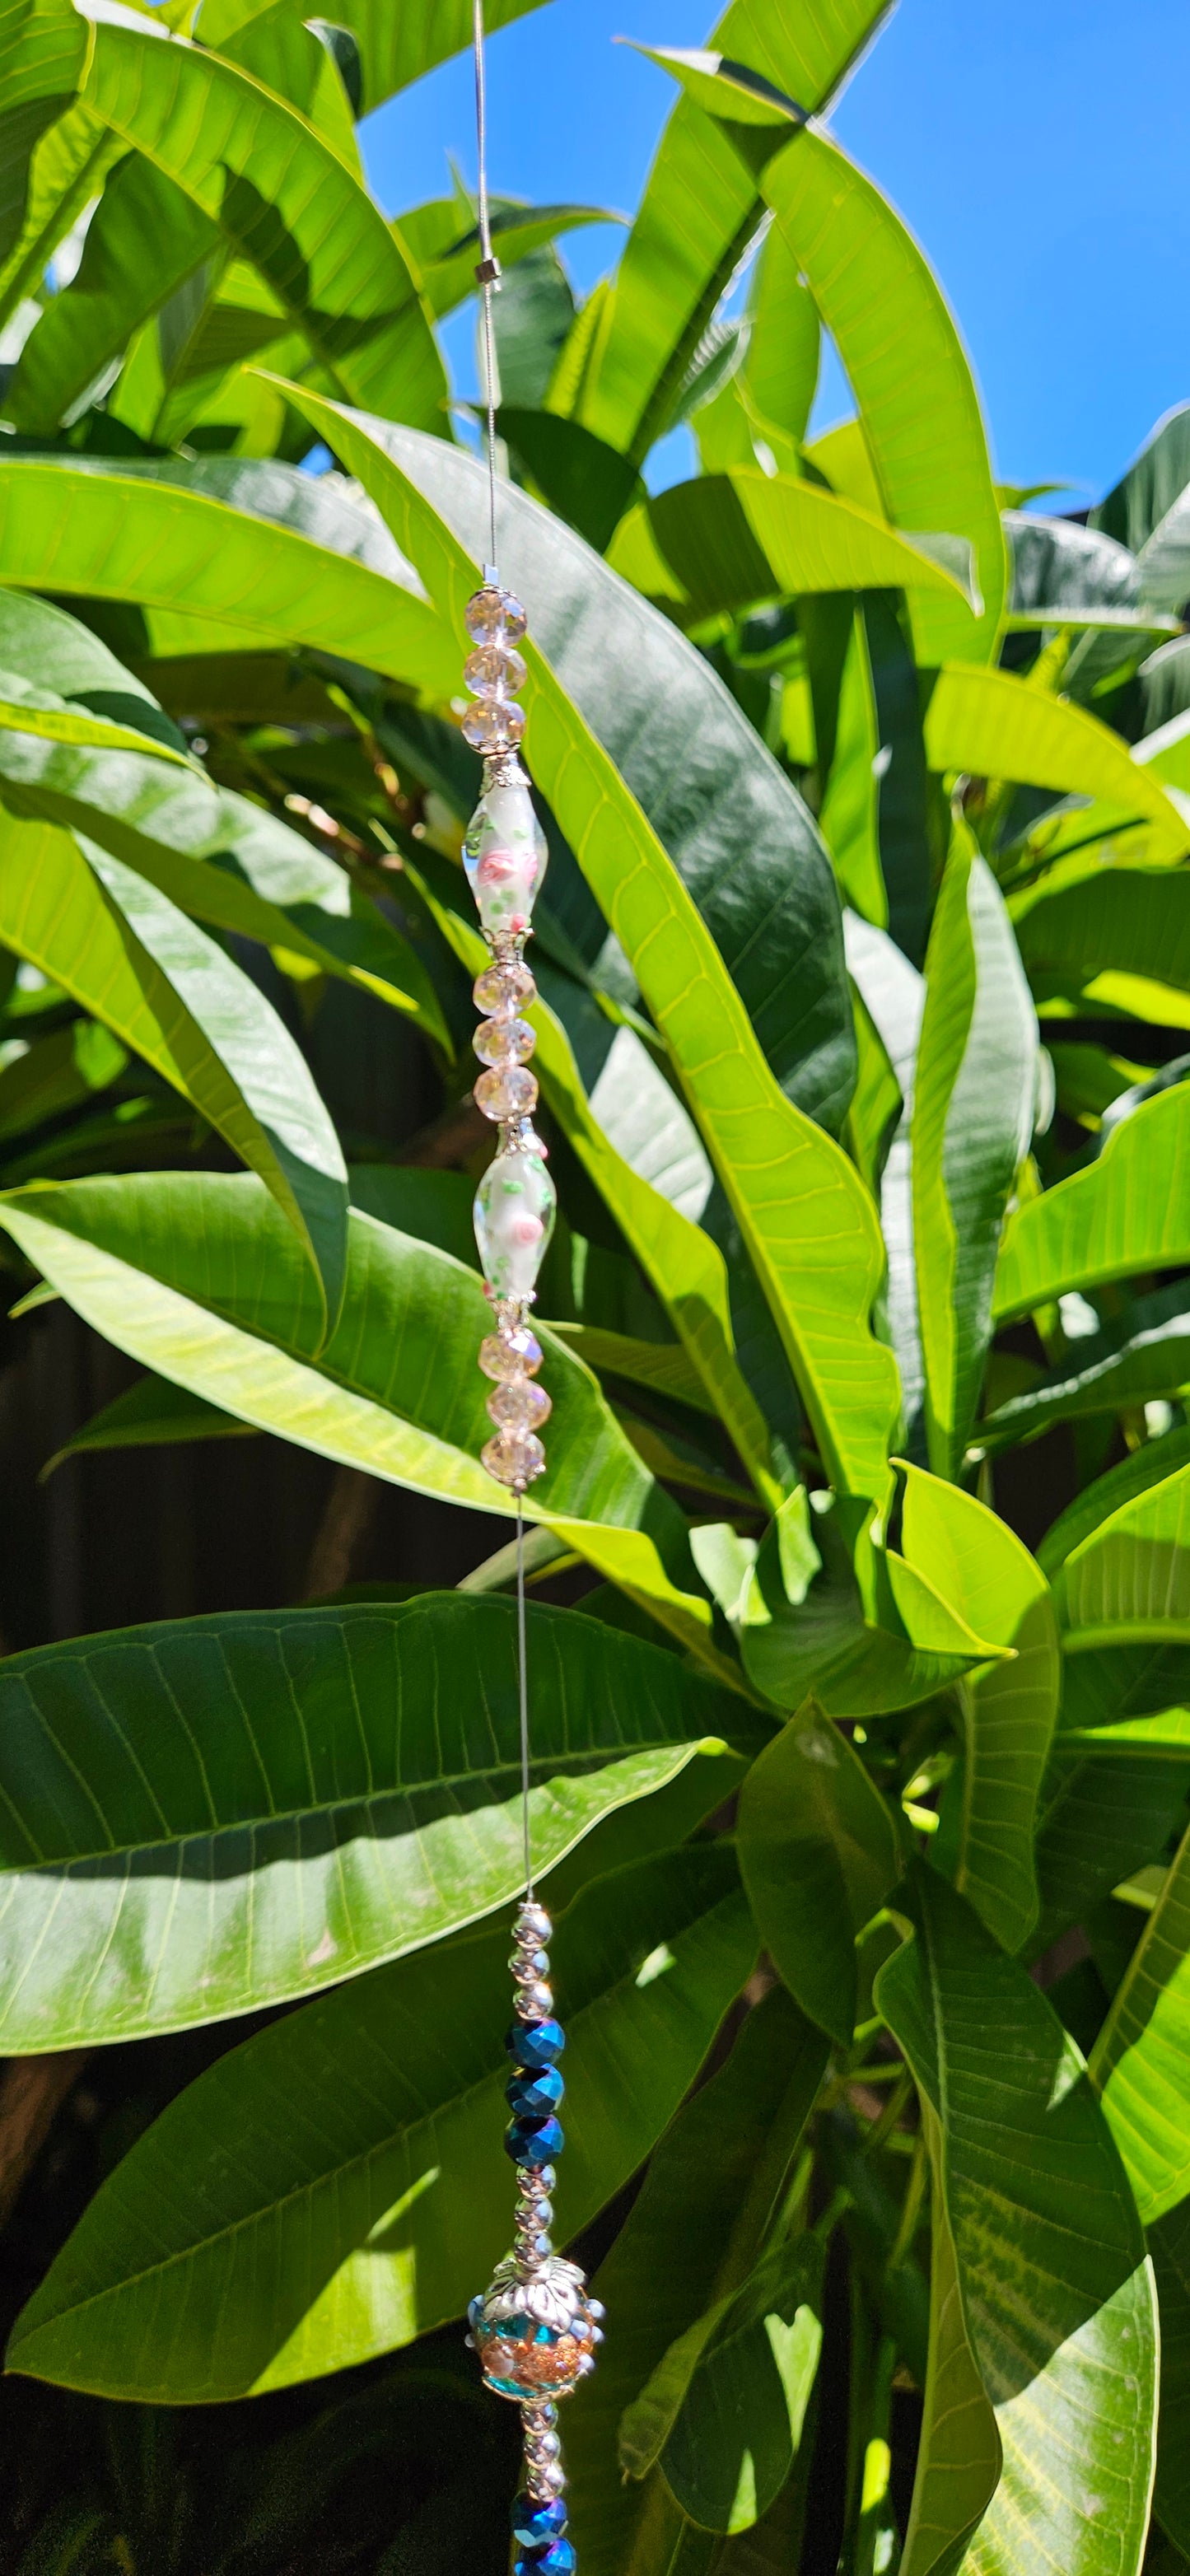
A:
[507,2019,565,2067]
[506,2067,564,2119]
[506,2114,565,2164]
[511,2495,567,2546]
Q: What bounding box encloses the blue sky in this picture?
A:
[362,0,1190,507]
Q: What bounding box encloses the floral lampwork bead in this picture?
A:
[474,1143,556,1304]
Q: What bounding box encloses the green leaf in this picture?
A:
[912,831,1037,1477]
[879,1867,1159,2576]
[72,24,446,430]
[0,458,458,688]
[0,0,87,270]
[268,389,902,1505]
[497,408,643,556]
[1150,2196,1190,2557]
[1092,402,1190,554]
[0,1174,716,1658]
[1031,1755,1190,1958]
[0,811,348,1332]
[567,1985,828,2576]
[981,1289,1190,1457]
[637,2235,825,2534]
[7,1846,756,2398]
[899,1463,1059,1952]
[573,0,890,465]
[0,1592,756,2050]
[43,1370,255,1472]
[0,582,182,749]
[1091,1812,1190,2220]
[642,470,978,623]
[995,1082,1190,1323]
[0,674,193,763]
[739,1481,1006,1724]
[758,128,1003,665]
[1040,1430,1190,1580]
[924,664,1190,861]
[197,0,549,119]
[1015,868,1190,1023]
[1055,1453,1190,1652]
[0,677,451,1052]
[738,1695,901,2045]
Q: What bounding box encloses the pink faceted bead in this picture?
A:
[474,1016,535,1067]
[478,1328,543,1382]
[465,586,528,646]
[462,699,526,755]
[488,1381,552,1431]
[482,1428,546,1490]
[474,1065,539,1122]
[474,960,537,1015]
[465,643,527,696]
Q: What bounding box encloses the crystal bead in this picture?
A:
[507,2019,565,2066]
[474,959,537,1015]
[525,2427,562,2462]
[483,1430,547,1491]
[466,643,528,696]
[506,2067,564,2118]
[512,2495,567,2547]
[506,2114,565,2164]
[529,2464,567,2499]
[515,2541,576,2576]
[464,775,548,936]
[462,698,527,755]
[489,1381,552,1434]
[474,1064,539,1122]
[474,1015,536,1067]
[465,586,528,645]
[474,1146,556,1300]
[479,1327,543,1383]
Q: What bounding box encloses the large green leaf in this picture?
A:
[981,1287,1190,1456]
[1092,403,1190,555]
[0,458,457,688]
[197,0,550,119]
[995,1083,1190,1323]
[63,24,446,429]
[0,1174,717,1656]
[0,1592,755,2050]
[1031,1755,1190,1958]
[737,1697,900,2045]
[640,470,978,622]
[1057,1455,1190,1654]
[0,0,87,271]
[1014,868,1190,1020]
[573,0,890,464]
[0,581,181,746]
[1091,1808,1190,2221]
[924,665,1190,860]
[630,2233,825,2534]
[899,1463,1059,1953]
[1150,2196,1190,2557]
[1040,1431,1190,1581]
[879,1868,1159,2576]
[271,390,901,1505]
[0,656,450,1052]
[7,1845,755,2398]
[567,1986,828,2576]
[0,810,348,1330]
[758,126,1003,665]
[912,832,1037,1479]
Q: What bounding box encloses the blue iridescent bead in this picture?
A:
[506,2018,565,2069]
[515,2543,576,2576]
[506,2066,564,2119]
[505,2114,565,2164]
[511,2496,568,2547]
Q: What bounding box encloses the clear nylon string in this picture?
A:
[472,0,500,580]
[516,1504,533,1897]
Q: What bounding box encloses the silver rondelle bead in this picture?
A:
[516,1979,553,2019]
[516,1903,553,1942]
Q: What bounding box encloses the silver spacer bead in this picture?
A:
[516,1903,553,1943]
[515,1980,553,2020]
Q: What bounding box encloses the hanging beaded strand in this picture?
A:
[462,4,603,2560]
